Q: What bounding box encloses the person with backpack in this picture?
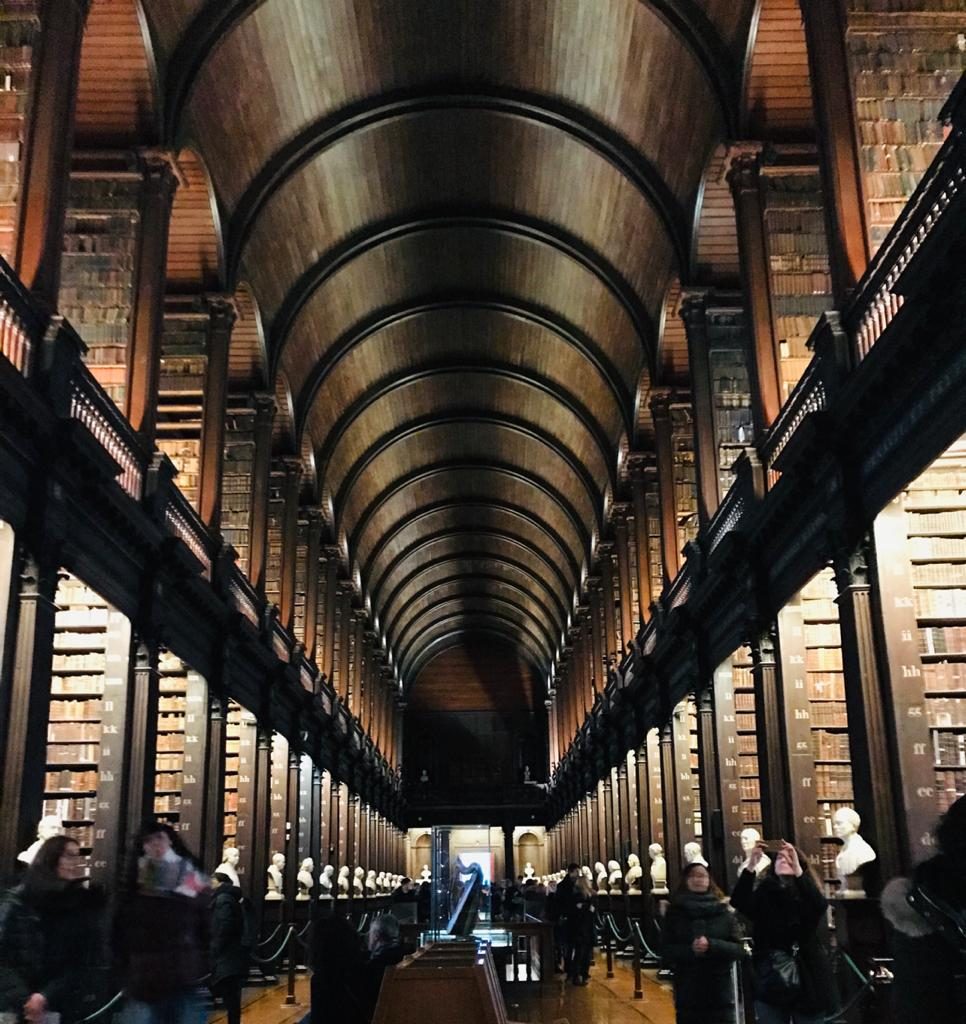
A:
[209,872,251,1024]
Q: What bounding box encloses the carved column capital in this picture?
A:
[252,392,277,426]
[203,293,238,331]
[679,289,712,328]
[725,143,765,195]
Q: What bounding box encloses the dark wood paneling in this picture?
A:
[408,639,540,712]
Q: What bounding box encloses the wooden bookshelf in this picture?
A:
[731,646,763,830]
[670,406,699,553]
[223,699,242,844]
[60,173,141,409]
[903,436,966,814]
[153,649,187,823]
[0,5,39,265]
[708,343,754,498]
[156,306,207,511]
[801,568,854,881]
[645,478,664,605]
[264,471,284,612]
[222,402,256,575]
[847,10,964,252]
[761,168,833,400]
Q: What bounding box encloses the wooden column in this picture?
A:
[598,543,620,660]
[0,553,59,868]
[627,455,655,622]
[834,538,900,887]
[331,779,344,868]
[612,504,636,648]
[752,625,793,840]
[320,547,339,684]
[633,745,651,859]
[278,458,302,632]
[586,582,603,697]
[696,687,727,884]
[336,583,353,702]
[124,637,161,849]
[302,511,323,659]
[351,609,366,717]
[248,395,276,595]
[799,0,870,303]
[711,663,745,889]
[659,721,681,888]
[285,747,301,917]
[202,692,228,870]
[680,291,722,525]
[14,0,89,310]
[650,391,680,585]
[251,726,272,916]
[126,152,179,444]
[727,147,783,436]
[648,729,665,848]
[617,760,632,863]
[198,296,237,530]
[596,779,608,863]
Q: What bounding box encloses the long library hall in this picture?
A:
[1,3,966,1024]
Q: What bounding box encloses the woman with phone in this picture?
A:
[731,840,836,1024]
[662,861,745,1023]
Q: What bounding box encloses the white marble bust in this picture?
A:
[18,816,64,865]
[420,863,431,883]
[684,842,708,867]
[215,845,241,887]
[266,852,285,900]
[337,865,350,898]
[297,858,314,900]
[376,871,386,892]
[739,828,771,876]
[607,858,624,895]
[523,861,535,880]
[353,865,365,896]
[648,843,668,895]
[834,808,876,896]
[595,860,608,892]
[365,869,377,894]
[319,863,335,898]
[625,853,643,894]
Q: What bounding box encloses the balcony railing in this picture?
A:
[847,94,966,362]
[0,256,42,375]
[163,487,213,579]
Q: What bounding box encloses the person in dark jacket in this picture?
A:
[554,864,580,975]
[355,914,405,1022]
[662,862,744,1024]
[0,836,107,1024]
[208,873,249,1024]
[564,876,596,985]
[881,795,966,1023]
[114,822,210,1024]
[309,904,365,1024]
[731,840,835,1024]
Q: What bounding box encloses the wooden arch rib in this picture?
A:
[281,296,632,433]
[271,215,654,379]
[371,532,577,629]
[407,629,546,684]
[367,515,578,611]
[166,148,225,293]
[162,0,737,160]
[350,461,592,577]
[395,597,555,671]
[381,565,566,646]
[223,90,690,277]
[398,609,552,680]
[331,410,610,532]
[386,577,561,656]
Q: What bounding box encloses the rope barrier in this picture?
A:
[250,924,298,966]
[606,913,632,945]
[631,918,661,961]
[256,923,285,949]
[77,990,124,1024]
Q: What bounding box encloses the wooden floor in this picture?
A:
[218,961,677,1024]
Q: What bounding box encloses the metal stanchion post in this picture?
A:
[606,925,615,979]
[632,925,643,999]
[286,926,297,1005]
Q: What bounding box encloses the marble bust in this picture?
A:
[365,869,377,894]
[353,865,365,896]
[337,865,350,898]
[215,845,241,888]
[625,853,643,894]
[648,843,668,895]
[833,808,876,896]
[297,858,315,900]
[684,841,708,867]
[18,816,64,865]
[266,852,285,900]
[523,861,535,880]
[420,863,431,883]
[319,863,335,898]
[739,828,771,876]
[607,858,624,895]
[595,860,608,892]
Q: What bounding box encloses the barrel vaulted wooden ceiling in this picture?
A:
[107,0,782,688]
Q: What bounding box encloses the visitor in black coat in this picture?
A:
[554,864,580,973]
[564,876,596,985]
[356,914,405,1022]
[209,873,249,1024]
[662,863,744,1024]
[881,794,966,1022]
[0,837,106,1024]
[309,905,366,1024]
[730,840,835,1024]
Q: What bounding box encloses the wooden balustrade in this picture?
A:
[0,257,41,375]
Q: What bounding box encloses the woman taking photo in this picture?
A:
[662,862,744,1024]
[0,835,106,1023]
[731,840,836,1024]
